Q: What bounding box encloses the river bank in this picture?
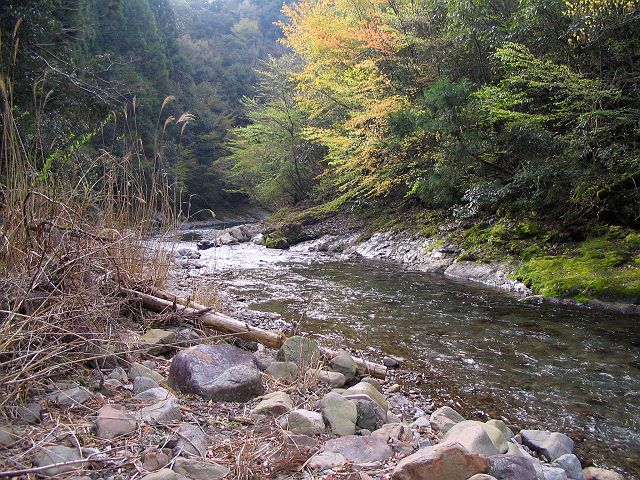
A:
[166,226,639,479]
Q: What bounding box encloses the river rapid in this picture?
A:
[172,231,640,478]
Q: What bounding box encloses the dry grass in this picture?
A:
[0,28,182,414]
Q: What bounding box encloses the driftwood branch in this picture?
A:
[127,288,387,379]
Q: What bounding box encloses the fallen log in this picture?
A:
[128,287,387,379]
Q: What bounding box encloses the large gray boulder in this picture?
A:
[330,351,357,382]
[430,406,465,434]
[442,421,505,456]
[168,343,263,402]
[520,430,574,462]
[276,336,320,368]
[552,454,583,480]
[343,381,388,411]
[354,398,387,431]
[488,454,538,480]
[324,435,393,464]
[543,467,569,480]
[320,392,357,436]
[392,442,489,480]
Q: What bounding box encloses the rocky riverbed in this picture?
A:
[0,318,627,480]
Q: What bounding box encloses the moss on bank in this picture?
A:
[268,202,640,304]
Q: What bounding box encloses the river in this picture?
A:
[174,233,640,478]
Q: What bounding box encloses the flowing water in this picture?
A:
[178,235,640,477]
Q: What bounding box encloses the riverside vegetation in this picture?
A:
[0,1,639,479]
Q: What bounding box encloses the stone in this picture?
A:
[442,421,503,456]
[138,329,176,355]
[177,248,201,259]
[142,447,171,471]
[552,454,583,480]
[544,466,569,480]
[287,409,325,436]
[276,336,320,368]
[430,406,465,434]
[389,384,401,394]
[254,352,274,371]
[330,351,357,382]
[480,422,509,453]
[51,387,92,409]
[285,434,318,450]
[357,376,381,391]
[133,387,173,402]
[582,467,625,480]
[168,343,263,402]
[520,430,574,462]
[265,361,298,380]
[486,419,514,440]
[0,425,18,447]
[251,391,293,416]
[383,356,401,368]
[95,404,137,439]
[469,476,499,480]
[173,458,230,479]
[134,376,160,394]
[308,451,346,471]
[174,327,201,346]
[392,442,489,480]
[315,369,346,387]
[343,381,388,411]
[16,402,42,424]
[324,435,393,464]
[141,469,176,480]
[412,416,431,430]
[354,398,387,431]
[138,399,182,423]
[387,411,402,423]
[108,367,129,382]
[320,392,357,436]
[488,454,538,480]
[34,445,83,476]
[372,423,413,442]
[509,443,545,480]
[130,362,165,383]
[170,423,210,457]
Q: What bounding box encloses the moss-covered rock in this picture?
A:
[265,235,289,249]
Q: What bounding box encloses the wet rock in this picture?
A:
[133,387,173,402]
[197,240,216,251]
[520,430,574,462]
[107,367,129,383]
[308,451,346,471]
[383,356,401,368]
[51,387,92,409]
[324,435,393,464]
[142,447,171,471]
[251,391,293,416]
[582,467,625,480]
[0,425,18,447]
[544,466,569,480]
[130,362,165,383]
[343,381,388,411]
[430,406,465,434]
[265,361,298,381]
[34,445,84,476]
[95,405,137,439]
[320,392,357,436]
[488,454,538,480]
[138,399,182,423]
[138,329,176,355]
[173,458,230,479]
[287,409,325,436]
[315,369,346,387]
[276,336,320,368]
[133,376,160,394]
[330,351,358,382]
[442,421,504,456]
[16,402,42,424]
[168,343,263,402]
[141,469,176,480]
[171,423,209,457]
[354,398,387,431]
[391,442,489,480]
[552,454,583,480]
